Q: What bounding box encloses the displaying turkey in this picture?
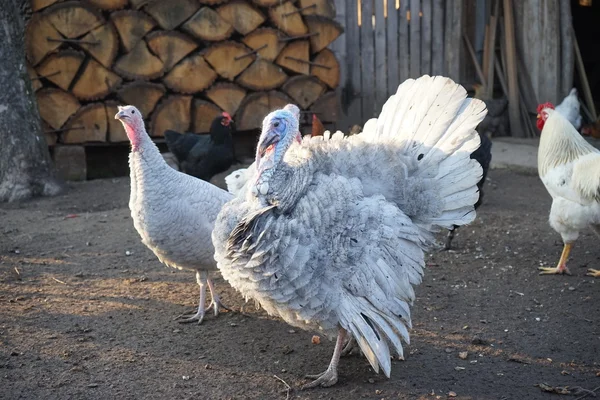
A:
[115,105,234,324]
[212,75,486,388]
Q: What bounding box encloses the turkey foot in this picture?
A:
[301,328,346,390]
[586,269,600,277]
[178,271,209,324]
[441,226,457,251]
[539,243,572,275]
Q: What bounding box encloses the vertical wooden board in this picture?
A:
[539,0,560,104]
[503,0,524,137]
[329,0,347,129]
[420,0,432,75]
[374,0,386,112]
[360,0,375,119]
[386,0,399,93]
[558,0,573,99]
[343,0,361,128]
[398,0,409,83]
[444,0,462,80]
[409,0,421,78]
[431,0,444,75]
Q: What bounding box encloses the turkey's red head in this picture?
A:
[115,105,145,150]
[221,112,233,127]
[536,102,555,131]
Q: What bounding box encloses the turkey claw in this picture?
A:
[301,368,338,389]
[177,310,206,325]
[586,268,600,278]
[538,266,571,275]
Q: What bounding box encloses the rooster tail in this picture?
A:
[362,75,486,231]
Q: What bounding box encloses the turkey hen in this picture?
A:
[555,88,583,130]
[536,102,600,276]
[164,112,236,182]
[212,75,486,388]
[116,106,234,324]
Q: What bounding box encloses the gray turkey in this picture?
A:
[212,75,486,388]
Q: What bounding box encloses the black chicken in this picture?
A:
[444,131,492,250]
[164,112,236,182]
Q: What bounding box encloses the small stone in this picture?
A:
[230,323,237,327]
[288,330,296,334]
[204,364,211,369]
[568,286,575,291]
[471,335,488,345]
[125,250,132,256]
[448,391,457,397]
[444,347,453,353]
[173,329,181,333]
[87,383,98,388]
[375,389,383,395]
[458,351,468,360]
[454,366,465,371]
[182,376,190,380]
[367,378,375,384]
[311,335,320,345]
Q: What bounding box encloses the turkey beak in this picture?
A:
[258,131,279,158]
[115,109,128,121]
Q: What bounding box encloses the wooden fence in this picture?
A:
[331,0,468,129]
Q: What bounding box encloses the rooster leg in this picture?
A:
[178,271,208,324]
[301,328,347,390]
[539,243,573,275]
[206,277,231,316]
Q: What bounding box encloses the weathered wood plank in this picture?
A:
[559,0,573,99]
[420,0,432,75]
[409,0,421,78]
[539,0,560,104]
[330,0,348,130]
[431,0,444,75]
[398,0,409,83]
[386,0,399,92]
[360,0,375,119]
[374,0,386,112]
[344,0,362,127]
[444,0,462,80]
[503,0,525,137]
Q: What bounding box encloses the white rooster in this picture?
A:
[212,75,485,388]
[555,88,583,130]
[536,102,600,276]
[115,106,234,323]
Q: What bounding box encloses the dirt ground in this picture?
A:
[1,169,599,400]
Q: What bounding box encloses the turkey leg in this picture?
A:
[539,242,572,275]
[206,277,231,315]
[301,328,347,389]
[179,270,209,324]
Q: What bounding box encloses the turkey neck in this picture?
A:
[538,113,594,177]
[129,131,170,184]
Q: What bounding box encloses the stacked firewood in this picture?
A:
[26,0,343,145]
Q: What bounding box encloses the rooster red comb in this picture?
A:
[221,111,233,126]
[537,102,554,113]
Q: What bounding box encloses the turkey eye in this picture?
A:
[273,121,280,128]
[131,110,135,114]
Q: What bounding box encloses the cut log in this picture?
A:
[182,7,234,42]
[146,31,198,71]
[236,59,288,91]
[299,0,336,18]
[86,0,128,10]
[25,13,63,65]
[310,91,338,122]
[71,59,122,100]
[276,40,310,75]
[242,28,286,62]
[111,10,157,53]
[62,103,108,143]
[164,54,218,94]
[311,48,339,88]
[151,95,192,137]
[44,1,104,39]
[236,91,293,130]
[204,41,255,80]
[31,0,61,12]
[217,0,265,35]
[36,50,85,92]
[27,63,43,92]
[44,129,58,146]
[36,88,81,130]
[193,99,222,133]
[206,83,247,116]
[198,0,229,4]
[117,81,166,117]
[251,0,284,6]
[104,101,128,142]
[114,40,164,80]
[304,15,343,53]
[129,0,150,9]
[282,75,326,109]
[79,22,119,68]
[269,2,308,36]
[143,0,199,30]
